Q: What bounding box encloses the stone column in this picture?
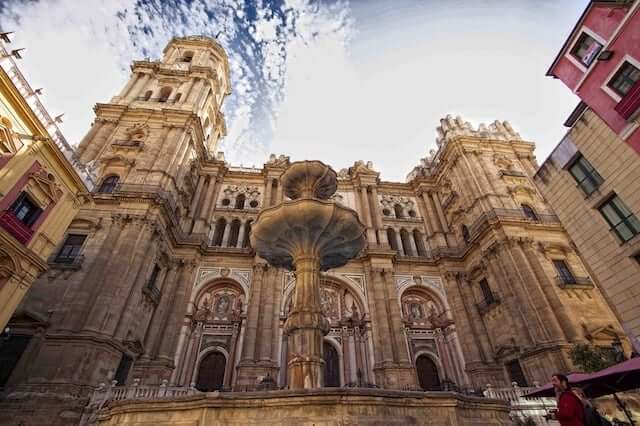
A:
[188,176,205,219]
[80,121,116,164]
[240,264,266,363]
[148,125,173,173]
[126,73,150,101]
[264,178,273,208]
[75,121,104,158]
[395,231,405,256]
[194,177,217,233]
[186,78,203,104]
[431,192,450,233]
[259,269,276,362]
[221,220,232,247]
[236,221,247,248]
[118,72,140,98]
[408,233,418,257]
[381,270,410,365]
[451,273,491,362]
[158,261,196,363]
[369,269,394,364]
[284,255,328,388]
[143,262,181,358]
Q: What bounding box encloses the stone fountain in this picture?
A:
[250,160,366,389]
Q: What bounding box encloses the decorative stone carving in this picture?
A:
[266,153,290,167]
[219,184,261,208]
[379,194,417,219]
[26,168,63,207]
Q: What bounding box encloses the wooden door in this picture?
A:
[416,355,440,391]
[196,351,226,391]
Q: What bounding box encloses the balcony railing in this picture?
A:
[47,253,84,270]
[0,210,34,244]
[143,285,161,304]
[484,383,556,424]
[555,276,592,287]
[615,79,640,120]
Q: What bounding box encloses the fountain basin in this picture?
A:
[250,198,366,271]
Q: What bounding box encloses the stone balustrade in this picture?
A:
[484,383,558,425]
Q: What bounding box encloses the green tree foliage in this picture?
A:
[569,343,616,373]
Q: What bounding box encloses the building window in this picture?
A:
[173,93,182,103]
[9,192,42,227]
[608,61,640,97]
[394,204,404,218]
[553,259,576,285]
[599,195,640,243]
[158,87,172,103]
[142,90,152,101]
[521,204,539,221]
[461,224,470,243]
[505,359,527,387]
[56,234,86,263]
[181,51,194,63]
[235,194,246,210]
[147,265,160,290]
[479,279,496,304]
[97,175,119,193]
[570,32,603,67]
[568,154,603,196]
[113,354,133,385]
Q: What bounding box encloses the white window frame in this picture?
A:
[564,26,607,73]
[601,54,640,103]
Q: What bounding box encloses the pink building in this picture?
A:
[547,0,640,153]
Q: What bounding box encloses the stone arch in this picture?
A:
[387,227,398,251]
[242,219,252,248]
[394,203,404,218]
[413,229,427,256]
[399,285,449,326]
[282,275,367,322]
[235,193,246,210]
[190,277,246,319]
[142,90,152,101]
[0,249,19,278]
[97,174,119,193]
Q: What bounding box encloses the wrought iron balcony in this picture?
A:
[555,276,592,288]
[47,253,84,270]
[143,284,161,304]
[0,210,33,244]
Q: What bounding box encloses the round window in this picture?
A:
[382,208,391,216]
[408,210,417,218]
[249,200,259,208]
[221,198,231,206]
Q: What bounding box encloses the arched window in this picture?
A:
[387,228,398,251]
[142,90,152,101]
[212,218,227,246]
[323,341,340,387]
[97,175,119,193]
[158,87,172,103]
[413,229,427,256]
[394,203,404,219]
[461,224,470,244]
[228,219,241,247]
[173,93,182,103]
[416,355,441,391]
[242,220,253,248]
[521,203,539,221]
[195,351,225,391]
[235,194,246,210]
[270,179,278,206]
[181,51,194,63]
[400,228,413,256]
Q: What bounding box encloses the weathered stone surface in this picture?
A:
[94,389,511,426]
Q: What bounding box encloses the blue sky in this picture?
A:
[0,0,586,181]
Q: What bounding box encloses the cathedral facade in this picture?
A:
[0,36,629,423]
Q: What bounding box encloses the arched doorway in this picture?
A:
[323,341,340,387]
[416,354,441,391]
[195,351,226,391]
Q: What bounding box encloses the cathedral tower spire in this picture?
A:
[75,35,230,190]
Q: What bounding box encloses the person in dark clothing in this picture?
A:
[551,373,585,426]
[573,387,612,426]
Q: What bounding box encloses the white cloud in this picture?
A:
[0,0,584,180]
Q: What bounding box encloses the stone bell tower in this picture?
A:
[75,35,230,190]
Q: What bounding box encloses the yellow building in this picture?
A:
[0,40,93,330]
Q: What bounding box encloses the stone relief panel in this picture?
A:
[216,184,262,209]
[395,275,446,300]
[283,278,364,325]
[193,267,252,301]
[194,283,245,322]
[379,194,419,219]
[401,289,451,329]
